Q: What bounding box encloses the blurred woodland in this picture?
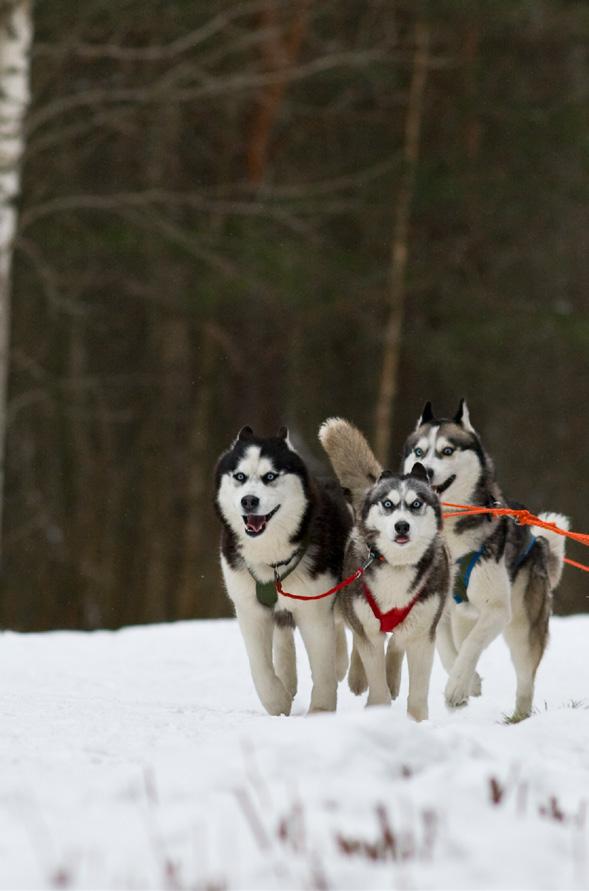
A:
[3,0,588,630]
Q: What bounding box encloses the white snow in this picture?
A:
[1,615,588,890]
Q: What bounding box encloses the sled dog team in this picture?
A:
[214,401,568,721]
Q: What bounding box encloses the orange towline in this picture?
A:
[441,502,589,573]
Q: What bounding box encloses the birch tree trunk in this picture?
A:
[0,0,33,558]
[373,19,430,464]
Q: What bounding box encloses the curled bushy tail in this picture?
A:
[318,417,382,512]
[532,512,570,590]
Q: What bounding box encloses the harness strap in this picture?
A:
[362,583,421,633]
[248,539,309,608]
[453,532,539,605]
[251,547,383,607]
[453,546,485,604]
[515,533,537,569]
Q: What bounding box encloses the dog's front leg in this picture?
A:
[445,563,510,708]
[235,602,292,716]
[353,631,391,707]
[273,623,297,699]
[405,634,435,721]
[296,605,337,713]
[450,605,483,697]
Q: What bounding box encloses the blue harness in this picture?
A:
[453,534,537,605]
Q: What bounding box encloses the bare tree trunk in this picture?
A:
[373,19,430,464]
[246,0,311,185]
[0,0,33,559]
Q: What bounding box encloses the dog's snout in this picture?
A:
[395,520,410,535]
[241,494,260,512]
[424,466,434,481]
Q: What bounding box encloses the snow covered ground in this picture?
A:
[0,615,588,891]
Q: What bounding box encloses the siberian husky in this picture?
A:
[402,399,569,719]
[214,426,352,716]
[319,418,451,721]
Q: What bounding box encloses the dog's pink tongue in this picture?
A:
[247,515,266,532]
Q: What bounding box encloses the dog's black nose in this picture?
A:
[241,495,260,512]
[395,520,410,535]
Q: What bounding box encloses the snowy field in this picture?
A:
[1,616,588,890]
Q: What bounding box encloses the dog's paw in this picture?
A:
[308,683,337,713]
[366,690,392,708]
[261,681,292,716]
[348,654,368,696]
[348,671,368,696]
[275,668,297,700]
[445,676,471,709]
[308,697,337,714]
[407,703,428,722]
[470,672,483,697]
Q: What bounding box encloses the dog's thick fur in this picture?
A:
[320,418,451,721]
[215,426,352,716]
[402,399,569,718]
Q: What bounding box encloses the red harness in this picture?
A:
[361,583,421,633]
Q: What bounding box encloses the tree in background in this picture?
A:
[4,1,589,630]
[0,0,32,557]
[374,15,430,463]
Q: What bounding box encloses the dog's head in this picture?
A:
[359,464,441,565]
[401,399,487,503]
[215,426,309,543]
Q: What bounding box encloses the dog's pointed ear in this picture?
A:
[454,398,474,433]
[277,425,297,451]
[409,462,429,483]
[238,425,254,441]
[377,470,395,483]
[415,400,435,430]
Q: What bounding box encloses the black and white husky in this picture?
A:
[214,426,352,716]
[402,399,569,719]
[319,419,451,721]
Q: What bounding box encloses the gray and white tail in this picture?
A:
[532,512,570,589]
[318,417,382,512]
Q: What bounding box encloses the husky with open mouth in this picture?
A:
[319,418,451,721]
[214,425,352,716]
[402,399,569,719]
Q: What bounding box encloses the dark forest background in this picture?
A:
[5,0,588,631]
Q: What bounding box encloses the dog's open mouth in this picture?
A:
[243,505,280,537]
[433,474,456,496]
[394,534,410,545]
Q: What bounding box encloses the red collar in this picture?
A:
[362,583,421,633]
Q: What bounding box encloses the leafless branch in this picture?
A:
[33,0,277,62]
[26,48,387,136]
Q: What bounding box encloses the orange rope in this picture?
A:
[563,557,589,573]
[441,502,589,572]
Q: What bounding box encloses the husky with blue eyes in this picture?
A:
[402,399,569,719]
[215,425,352,716]
[319,418,451,721]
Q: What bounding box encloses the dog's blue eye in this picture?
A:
[233,472,247,483]
[382,500,393,510]
[442,447,454,457]
[262,472,277,484]
[411,499,423,510]
[414,447,424,458]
